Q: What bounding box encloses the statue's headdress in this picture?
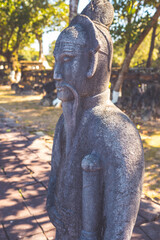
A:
[68,0,114,76]
[81,0,114,29]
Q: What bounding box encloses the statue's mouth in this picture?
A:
[56,83,75,95]
[56,82,79,105]
[56,83,69,91]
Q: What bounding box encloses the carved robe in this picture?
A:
[47,95,144,240]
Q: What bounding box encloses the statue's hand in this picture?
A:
[79,230,98,240]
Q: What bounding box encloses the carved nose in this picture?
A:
[53,63,62,81]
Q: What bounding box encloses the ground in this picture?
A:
[0,85,160,204]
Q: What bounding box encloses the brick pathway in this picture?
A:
[0,113,160,240]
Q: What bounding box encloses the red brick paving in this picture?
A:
[0,115,160,239]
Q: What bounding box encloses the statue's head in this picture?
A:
[53,0,114,102]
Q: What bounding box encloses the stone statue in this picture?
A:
[47,1,144,239]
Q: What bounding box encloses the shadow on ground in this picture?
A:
[0,117,55,240]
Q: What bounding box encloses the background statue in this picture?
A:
[47,1,144,239]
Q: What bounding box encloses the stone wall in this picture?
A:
[110,68,160,120]
[111,68,160,86]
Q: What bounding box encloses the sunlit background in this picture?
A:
[31,0,89,55]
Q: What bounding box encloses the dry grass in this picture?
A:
[0,85,160,203]
[140,126,160,203]
[0,85,62,137]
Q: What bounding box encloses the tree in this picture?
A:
[130,30,158,67]
[45,40,56,67]
[112,23,160,68]
[146,20,158,67]
[152,22,160,67]
[32,0,69,60]
[0,0,69,65]
[69,0,79,22]
[0,0,35,65]
[18,47,39,61]
[111,0,160,103]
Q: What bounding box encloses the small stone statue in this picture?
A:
[47,1,144,239]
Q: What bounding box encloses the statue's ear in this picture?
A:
[87,51,98,79]
[70,15,100,79]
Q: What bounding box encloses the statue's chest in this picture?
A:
[54,134,86,236]
[56,146,83,199]
[54,130,87,217]
[55,120,94,211]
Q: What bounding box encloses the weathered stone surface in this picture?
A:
[135,214,146,227]
[45,229,56,240]
[40,97,52,107]
[1,111,160,239]
[131,227,150,240]
[19,182,47,199]
[0,190,30,221]
[0,119,55,240]
[47,1,144,239]
[23,233,47,240]
[8,173,37,188]
[138,198,160,221]
[34,211,54,232]
[0,122,5,128]
[2,117,20,128]
[3,216,42,240]
[24,195,47,215]
[140,219,160,240]
[0,224,8,240]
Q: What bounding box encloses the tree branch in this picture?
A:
[113,5,160,93]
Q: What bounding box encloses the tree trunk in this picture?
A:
[3,51,16,81]
[6,55,12,65]
[125,17,131,55]
[39,37,43,61]
[112,5,160,103]
[146,21,158,68]
[69,0,79,23]
[3,51,11,64]
[125,41,130,55]
[3,51,13,70]
[36,33,43,61]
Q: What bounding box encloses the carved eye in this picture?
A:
[63,56,71,62]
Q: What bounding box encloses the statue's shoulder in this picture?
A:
[91,103,135,128]
[84,105,143,165]
[84,103,141,143]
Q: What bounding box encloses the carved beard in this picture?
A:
[61,83,79,120]
[61,84,80,157]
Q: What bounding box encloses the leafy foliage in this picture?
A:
[0,0,69,62]
[18,47,39,61]
[111,0,159,45]
[45,40,56,67]
[112,23,160,67]
[110,0,160,94]
[0,0,35,60]
[32,0,69,39]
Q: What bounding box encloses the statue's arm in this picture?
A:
[80,151,102,240]
[103,145,144,240]
[79,138,143,240]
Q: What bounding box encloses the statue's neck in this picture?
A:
[62,89,111,156]
[81,88,111,110]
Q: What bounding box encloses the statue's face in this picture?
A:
[53,27,89,102]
